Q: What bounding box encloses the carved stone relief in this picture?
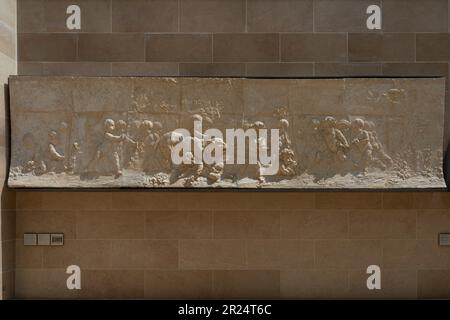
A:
[8,76,446,189]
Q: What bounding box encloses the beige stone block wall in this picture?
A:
[10,0,450,298]
[0,0,16,300]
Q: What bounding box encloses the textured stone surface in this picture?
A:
[7,76,446,189]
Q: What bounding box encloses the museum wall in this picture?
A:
[12,0,450,298]
[0,0,16,300]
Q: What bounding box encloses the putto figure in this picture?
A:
[278,118,297,176]
[88,119,135,178]
[66,142,82,175]
[45,130,65,173]
[318,116,349,162]
[349,118,372,168]
[364,120,392,169]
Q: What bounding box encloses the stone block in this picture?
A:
[112,0,177,32]
[180,0,245,32]
[247,0,313,32]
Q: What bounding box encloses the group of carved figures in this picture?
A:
[18,111,397,185]
[21,117,166,179]
[21,122,79,176]
[314,116,393,173]
[18,111,299,185]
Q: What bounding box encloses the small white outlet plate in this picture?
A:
[37,233,51,246]
[439,233,450,246]
[23,233,37,246]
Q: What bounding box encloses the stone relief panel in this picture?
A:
[8,76,446,189]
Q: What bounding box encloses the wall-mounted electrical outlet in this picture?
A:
[439,233,450,246]
[23,233,64,246]
[50,233,64,246]
[23,233,37,246]
[37,233,51,246]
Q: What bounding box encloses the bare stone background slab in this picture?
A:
[7,76,446,189]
